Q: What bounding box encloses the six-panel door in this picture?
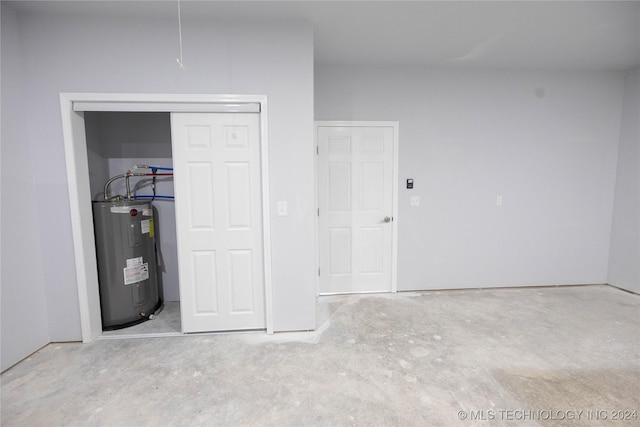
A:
[317,125,395,294]
[171,112,265,332]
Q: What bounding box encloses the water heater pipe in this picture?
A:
[103,171,173,200]
[125,172,174,200]
[133,195,175,200]
[129,164,174,173]
[103,174,128,200]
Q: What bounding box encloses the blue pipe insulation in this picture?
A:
[133,195,175,200]
[147,166,173,171]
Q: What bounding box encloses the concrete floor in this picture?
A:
[101,301,182,338]
[1,285,639,426]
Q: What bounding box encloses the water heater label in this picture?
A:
[126,256,143,268]
[140,219,155,237]
[123,262,149,285]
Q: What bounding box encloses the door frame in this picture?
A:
[60,93,274,342]
[314,121,399,295]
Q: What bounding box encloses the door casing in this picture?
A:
[314,121,399,295]
[60,93,274,342]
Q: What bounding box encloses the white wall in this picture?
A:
[316,65,623,290]
[1,4,50,371]
[608,67,640,293]
[7,9,315,351]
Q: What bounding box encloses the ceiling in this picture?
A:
[7,0,640,70]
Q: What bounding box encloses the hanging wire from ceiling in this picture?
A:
[176,0,186,70]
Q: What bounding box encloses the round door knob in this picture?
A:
[383,216,391,223]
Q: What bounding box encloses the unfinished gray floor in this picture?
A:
[2,285,639,426]
[101,301,181,337]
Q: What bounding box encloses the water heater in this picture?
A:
[92,200,162,330]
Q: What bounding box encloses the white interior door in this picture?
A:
[317,124,396,294]
[171,112,265,332]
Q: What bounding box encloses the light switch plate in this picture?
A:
[410,196,420,206]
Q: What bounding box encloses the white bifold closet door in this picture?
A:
[171,112,265,332]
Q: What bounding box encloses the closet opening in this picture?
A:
[85,112,181,338]
[61,93,274,343]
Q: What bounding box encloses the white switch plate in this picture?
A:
[277,201,288,216]
[496,195,503,206]
[410,196,420,206]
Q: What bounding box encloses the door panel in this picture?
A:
[329,227,352,274]
[172,112,265,332]
[318,125,395,294]
[226,162,252,228]
[192,251,217,313]
[361,162,384,210]
[329,163,351,211]
[187,163,215,229]
[361,226,384,273]
[228,249,255,312]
